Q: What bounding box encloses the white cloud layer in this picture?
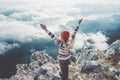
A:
[0,21,44,42]
[0,0,120,54]
[73,32,109,51]
[0,42,20,54]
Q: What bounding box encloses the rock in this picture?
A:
[52,76,61,80]
[76,50,100,64]
[81,61,120,80]
[81,61,100,72]
[31,51,55,64]
[8,51,57,80]
[73,72,83,80]
[105,40,120,59]
[1,40,120,80]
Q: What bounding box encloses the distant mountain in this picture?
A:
[0,40,120,80]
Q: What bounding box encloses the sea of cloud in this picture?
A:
[0,0,120,54]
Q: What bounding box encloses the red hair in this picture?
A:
[61,30,70,41]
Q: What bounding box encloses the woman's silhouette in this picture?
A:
[40,18,83,80]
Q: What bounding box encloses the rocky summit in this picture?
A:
[0,40,120,80]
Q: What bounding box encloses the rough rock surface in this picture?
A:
[0,40,120,80]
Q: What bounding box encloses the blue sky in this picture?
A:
[0,0,120,54]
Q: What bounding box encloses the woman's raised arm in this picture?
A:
[40,24,61,45]
[71,18,83,39]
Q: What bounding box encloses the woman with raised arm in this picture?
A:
[40,18,83,80]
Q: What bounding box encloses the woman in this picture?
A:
[40,18,83,80]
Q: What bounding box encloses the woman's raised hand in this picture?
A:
[40,24,47,31]
[78,18,83,25]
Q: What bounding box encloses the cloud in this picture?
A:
[0,14,8,20]
[76,3,120,19]
[0,20,45,42]
[67,15,120,33]
[73,32,109,50]
[0,0,120,54]
[0,42,20,54]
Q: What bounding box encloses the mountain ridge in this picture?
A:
[0,40,120,80]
